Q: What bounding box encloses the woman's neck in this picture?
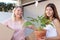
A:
[15,17,22,21]
[49,17,54,21]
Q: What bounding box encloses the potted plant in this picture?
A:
[24,16,52,40]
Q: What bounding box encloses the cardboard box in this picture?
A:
[0,23,14,40]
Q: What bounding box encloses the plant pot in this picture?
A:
[34,29,46,39]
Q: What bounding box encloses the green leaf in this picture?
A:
[24,21,33,27]
[36,26,43,31]
[24,15,53,31]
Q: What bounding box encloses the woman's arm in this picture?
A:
[53,19,60,37]
[45,37,60,40]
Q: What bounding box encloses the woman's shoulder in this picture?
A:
[53,18,60,23]
[22,18,27,22]
[53,18,60,27]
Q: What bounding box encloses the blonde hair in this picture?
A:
[11,6,23,21]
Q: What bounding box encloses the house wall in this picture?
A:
[24,0,60,20]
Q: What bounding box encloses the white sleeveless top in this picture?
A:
[44,22,57,38]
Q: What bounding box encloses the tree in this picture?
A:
[0,2,6,11]
[6,3,13,10]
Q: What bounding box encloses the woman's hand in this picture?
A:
[28,25,34,29]
[37,36,46,40]
[28,25,37,30]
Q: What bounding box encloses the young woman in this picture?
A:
[44,3,60,40]
[2,6,28,40]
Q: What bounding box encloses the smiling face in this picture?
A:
[45,7,54,18]
[45,3,60,21]
[14,7,23,18]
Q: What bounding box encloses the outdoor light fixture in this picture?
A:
[35,0,39,7]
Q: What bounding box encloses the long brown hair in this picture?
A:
[45,3,60,21]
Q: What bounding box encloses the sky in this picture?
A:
[0,0,17,3]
